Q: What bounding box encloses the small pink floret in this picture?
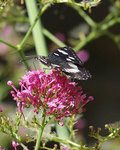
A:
[7,81,13,86]
[59,122,64,126]
[89,96,94,101]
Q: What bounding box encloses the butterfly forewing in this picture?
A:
[48,47,83,65]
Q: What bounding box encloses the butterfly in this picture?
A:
[36,46,91,80]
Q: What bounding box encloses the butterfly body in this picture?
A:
[37,47,91,80]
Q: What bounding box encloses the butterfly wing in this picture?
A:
[36,56,64,70]
[48,47,91,80]
[62,62,91,80]
[48,47,83,65]
[37,47,91,80]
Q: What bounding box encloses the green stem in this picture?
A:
[0,39,30,71]
[25,0,49,57]
[97,131,118,149]
[17,7,40,50]
[102,12,115,23]
[74,16,120,51]
[14,134,29,150]
[74,31,96,51]
[69,115,75,141]
[16,1,50,70]
[0,39,17,49]
[104,31,120,49]
[43,28,66,47]
[20,142,29,150]
[18,3,50,51]
[18,50,31,71]
[40,146,53,150]
[100,17,120,31]
[1,17,29,23]
[48,136,89,149]
[70,5,96,27]
[35,111,46,150]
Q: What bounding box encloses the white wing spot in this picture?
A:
[58,49,68,55]
[65,68,80,73]
[69,56,75,60]
[63,48,68,50]
[67,63,80,73]
[51,64,60,67]
[54,53,59,56]
[68,63,77,68]
[66,58,72,61]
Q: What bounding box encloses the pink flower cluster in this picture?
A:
[7,70,93,122]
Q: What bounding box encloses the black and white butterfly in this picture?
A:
[36,46,91,80]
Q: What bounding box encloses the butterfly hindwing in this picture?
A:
[63,62,91,80]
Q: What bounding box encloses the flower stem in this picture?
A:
[13,1,50,70]
[48,136,89,149]
[35,111,46,150]
[71,5,96,27]
[1,16,29,23]
[74,31,96,51]
[0,40,31,70]
[18,50,31,71]
[20,142,29,150]
[14,134,29,150]
[43,28,66,47]
[24,0,50,70]
[0,39,17,49]
[25,0,49,57]
[18,0,48,50]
